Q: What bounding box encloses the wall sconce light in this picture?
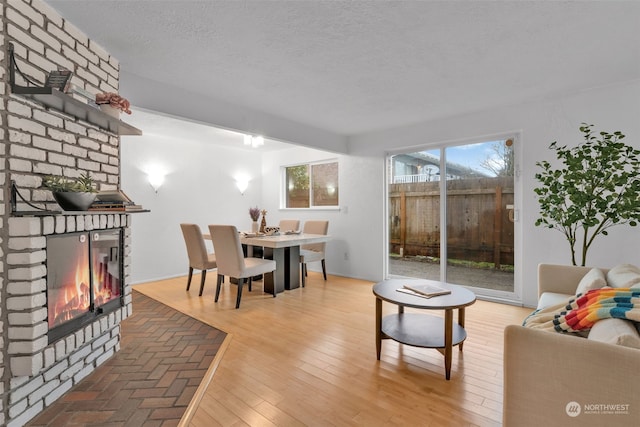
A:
[148,172,165,193]
[243,134,265,148]
[236,179,249,195]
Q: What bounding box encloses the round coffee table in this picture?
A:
[373,279,476,380]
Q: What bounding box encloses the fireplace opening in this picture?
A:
[47,229,124,343]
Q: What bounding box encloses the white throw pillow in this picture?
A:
[588,318,640,349]
[606,264,640,288]
[575,267,607,294]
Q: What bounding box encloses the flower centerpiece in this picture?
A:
[249,206,260,232]
[95,92,132,117]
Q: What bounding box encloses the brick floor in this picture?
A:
[27,290,227,427]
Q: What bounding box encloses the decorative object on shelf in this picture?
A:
[42,173,98,211]
[249,206,260,232]
[45,69,73,91]
[534,123,640,266]
[51,192,97,212]
[89,190,144,211]
[95,92,132,115]
[99,104,120,118]
[7,43,141,135]
[260,209,268,233]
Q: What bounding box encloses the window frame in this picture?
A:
[281,159,340,210]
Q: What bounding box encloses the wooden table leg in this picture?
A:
[263,247,285,294]
[376,297,382,360]
[458,307,466,351]
[444,308,453,380]
[284,246,300,290]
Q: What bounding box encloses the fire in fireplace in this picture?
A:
[47,229,123,342]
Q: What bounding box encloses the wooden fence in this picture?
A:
[389,177,514,268]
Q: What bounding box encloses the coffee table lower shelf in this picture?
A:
[381,313,467,348]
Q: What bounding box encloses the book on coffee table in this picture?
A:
[399,283,451,298]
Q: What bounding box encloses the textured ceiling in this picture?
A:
[46,1,640,137]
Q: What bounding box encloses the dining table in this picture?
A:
[205,232,331,294]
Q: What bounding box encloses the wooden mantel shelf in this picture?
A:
[11,86,142,136]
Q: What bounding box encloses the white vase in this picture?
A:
[251,221,259,232]
[100,104,120,118]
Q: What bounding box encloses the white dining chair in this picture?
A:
[278,219,300,232]
[300,220,329,287]
[180,223,217,296]
[208,224,277,308]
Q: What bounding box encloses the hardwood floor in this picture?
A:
[133,272,531,426]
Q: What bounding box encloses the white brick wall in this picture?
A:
[4,214,132,421]
[1,1,133,425]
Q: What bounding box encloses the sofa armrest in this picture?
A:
[503,325,639,427]
[537,263,593,297]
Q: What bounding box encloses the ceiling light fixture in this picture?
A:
[243,134,265,148]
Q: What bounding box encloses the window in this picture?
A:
[284,160,339,208]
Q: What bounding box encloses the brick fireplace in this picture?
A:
[46,228,124,343]
[1,1,138,425]
[4,215,132,426]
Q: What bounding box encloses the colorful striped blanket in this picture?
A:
[523,288,640,333]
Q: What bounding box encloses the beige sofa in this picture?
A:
[503,263,640,427]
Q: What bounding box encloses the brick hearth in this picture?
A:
[25,290,227,426]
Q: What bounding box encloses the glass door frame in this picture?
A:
[384,132,523,304]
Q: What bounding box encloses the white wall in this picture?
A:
[120,131,263,283]
[260,147,384,281]
[349,79,640,307]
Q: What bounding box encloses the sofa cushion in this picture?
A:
[588,318,640,349]
[606,264,640,288]
[575,267,607,294]
[537,292,572,310]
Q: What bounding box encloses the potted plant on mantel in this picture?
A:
[42,172,98,211]
[534,123,640,266]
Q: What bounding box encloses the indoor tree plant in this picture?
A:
[534,123,640,266]
[42,172,98,211]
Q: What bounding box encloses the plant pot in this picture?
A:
[53,192,97,211]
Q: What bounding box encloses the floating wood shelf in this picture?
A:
[11,209,150,217]
[8,42,141,136]
[11,86,142,136]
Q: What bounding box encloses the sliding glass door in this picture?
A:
[388,138,516,297]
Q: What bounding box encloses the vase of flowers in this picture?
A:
[95,92,132,118]
[249,206,260,232]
